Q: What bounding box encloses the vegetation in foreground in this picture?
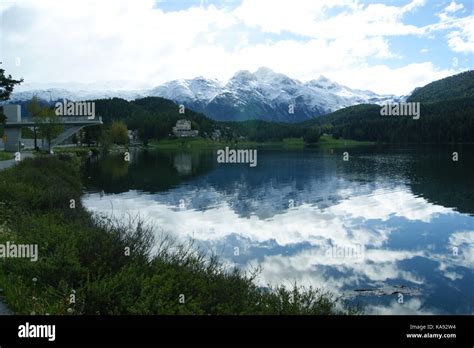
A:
[0,156,358,315]
[0,151,14,161]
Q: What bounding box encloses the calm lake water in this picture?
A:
[81,145,474,314]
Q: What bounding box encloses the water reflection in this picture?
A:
[82,146,474,314]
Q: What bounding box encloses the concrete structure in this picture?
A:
[172,119,198,138]
[211,129,221,140]
[3,104,103,152]
[128,129,140,145]
[3,105,22,152]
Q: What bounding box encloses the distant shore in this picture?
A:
[149,135,375,150]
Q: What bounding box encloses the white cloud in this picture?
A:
[446,19,474,53]
[367,298,437,315]
[81,184,470,314]
[82,185,454,248]
[234,0,425,39]
[326,187,454,222]
[431,4,474,53]
[0,0,471,94]
[1,0,237,87]
[445,1,464,13]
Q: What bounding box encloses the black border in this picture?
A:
[0,315,472,346]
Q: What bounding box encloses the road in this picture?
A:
[0,151,35,171]
[0,297,12,315]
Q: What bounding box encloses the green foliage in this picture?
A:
[307,97,474,144]
[0,63,23,123]
[221,120,306,142]
[303,127,321,144]
[110,120,129,145]
[0,62,23,102]
[27,96,43,118]
[83,126,102,147]
[91,97,307,143]
[28,98,64,151]
[91,97,212,143]
[0,157,355,315]
[0,151,14,161]
[408,70,474,103]
[71,133,79,145]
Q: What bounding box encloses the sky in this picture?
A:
[0,0,472,95]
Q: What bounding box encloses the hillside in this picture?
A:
[408,70,474,103]
[90,97,216,143]
[304,71,474,143]
[91,97,307,143]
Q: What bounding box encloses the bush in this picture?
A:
[110,121,129,145]
[304,127,321,144]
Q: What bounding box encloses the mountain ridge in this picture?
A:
[7,67,401,123]
[149,67,401,122]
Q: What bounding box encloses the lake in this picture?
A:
[81,144,474,315]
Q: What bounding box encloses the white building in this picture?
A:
[211,129,221,140]
[172,119,199,137]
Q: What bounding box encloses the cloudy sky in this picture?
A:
[0,0,472,94]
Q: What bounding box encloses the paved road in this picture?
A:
[0,151,34,171]
[0,297,12,315]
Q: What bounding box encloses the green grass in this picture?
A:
[0,156,359,315]
[0,151,14,161]
[318,135,375,148]
[149,137,306,150]
[52,146,100,156]
[149,136,372,151]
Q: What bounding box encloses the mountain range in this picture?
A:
[8,67,401,123]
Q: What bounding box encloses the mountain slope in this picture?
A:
[408,70,474,103]
[5,67,405,123]
[305,70,474,143]
[8,88,147,103]
[150,67,399,123]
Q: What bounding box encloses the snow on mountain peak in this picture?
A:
[8,67,401,123]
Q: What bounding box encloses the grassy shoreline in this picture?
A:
[149,135,374,150]
[0,156,357,315]
[0,151,14,161]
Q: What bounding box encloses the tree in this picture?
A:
[110,120,129,145]
[83,126,101,147]
[304,127,321,144]
[27,96,43,150]
[35,106,64,152]
[0,63,23,123]
[0,62,23,101]
[71,133,79,147]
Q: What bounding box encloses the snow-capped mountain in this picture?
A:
[8,88,147,103]
[149,77,223,112]
[7,67,400,123]
[149,67,400,122]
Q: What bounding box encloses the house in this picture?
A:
[172,119,199,137]
[128,130,140,144]
[211,129,221,140]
